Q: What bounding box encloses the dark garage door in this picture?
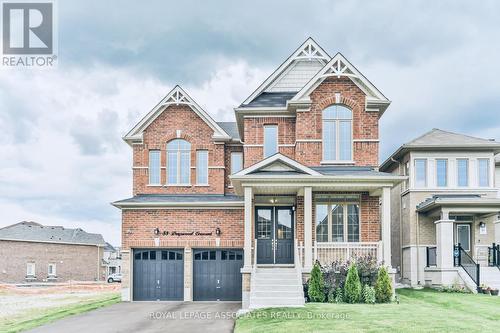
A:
[133,249,184,301]
[193,249,243,301]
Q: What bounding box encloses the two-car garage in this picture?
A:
[132,248,243,302]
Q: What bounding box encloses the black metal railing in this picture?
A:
[426,246,437,267]
[454,243,480,291]
[488,243,500,267]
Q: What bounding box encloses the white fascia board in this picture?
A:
[233,153,322,176]
[242,38,330,105]
[123,86,230,145]
[112,201,244,209]
[231,174,407,183]
[291,53,390,105]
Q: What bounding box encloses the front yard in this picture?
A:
[235,288,500,333]
[0,283,120,333]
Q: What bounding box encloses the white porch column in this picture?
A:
[304,186,313,271]
[435,218,454,269]
[243,186,253,270]
[381,187,392,267]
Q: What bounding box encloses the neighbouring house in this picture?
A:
[112,38,405,308]
[380,129,500,291]
[103,242,122,276]
[0,221,107,283]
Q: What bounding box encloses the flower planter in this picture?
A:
[483,289,490,295]
[477,287,483,293]
[490,289,499,296]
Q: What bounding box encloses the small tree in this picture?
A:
[308,262,325,302]
[362,284,376,304]
[344,263,362,303]
[375,266,393,303]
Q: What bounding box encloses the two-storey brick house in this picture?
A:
[113,38,404,308]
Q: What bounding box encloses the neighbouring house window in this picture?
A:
[315,195,360,242]
[436,159,448,187]
[322,105,352,162]
[414,159,427,187]
[148,150,161,185]
[457,159,469,187]
[196,150,208,185]
[263,125,278,158]
[167,139,191,185]
[478,158,490,187]
[26,263,35,276]
[230,152,243,174]
[48,263,56,276]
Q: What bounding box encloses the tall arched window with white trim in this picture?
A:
[167,139,191,185]
[322,105,352,162]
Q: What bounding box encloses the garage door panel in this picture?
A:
[133,249,183,301]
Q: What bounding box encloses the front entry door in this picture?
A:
[456,223,471,253]
[255,207,294,264]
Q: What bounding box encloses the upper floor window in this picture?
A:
[148,150,161,185]
[436,159,448,187]
[263,125,278,158]
[322,105,352,162]
[231,152,243,174]
[478,158,490,187]
[167,139,191,185]
[196,150,208,185]
[415,159,427,188]
[457,159,469,187]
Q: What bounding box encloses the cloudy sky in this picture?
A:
[1,0,499,245]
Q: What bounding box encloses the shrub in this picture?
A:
[356,255,379,286]
[327,288,336,303]
[334,287,344,303]
[322,260,348,296]
[362,284,376,304]
[344,263,362,303]
[308,262,325,302]
[375,266,393,303]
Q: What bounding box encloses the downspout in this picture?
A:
[416,212,421,286]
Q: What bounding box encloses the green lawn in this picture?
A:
[0,293,120,333]
[235,289,500,333]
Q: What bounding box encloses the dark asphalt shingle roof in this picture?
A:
[0,221,106,246]
[311,166,395,177]
[217,122,240,140]
[114,194,243,204]
[242,92,296,108]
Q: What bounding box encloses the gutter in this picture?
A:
[111,201,244,209]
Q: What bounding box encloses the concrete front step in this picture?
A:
[251,291,304,298]
[250,297,305,306]
[250,284,303,292]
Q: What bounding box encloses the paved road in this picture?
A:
[28,302,241,333]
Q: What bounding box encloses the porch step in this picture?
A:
[249,267,304,309]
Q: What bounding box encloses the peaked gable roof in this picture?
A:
[232,153,322,177]
[0,221,106,246]
[290,52,390,114]
[380,128,500,171]
[241,37,330,106]
[123,85,231,145]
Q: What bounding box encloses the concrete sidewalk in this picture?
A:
[28,301,241,333]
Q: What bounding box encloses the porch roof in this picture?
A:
[112,194,243,208]
[416,194,500,214]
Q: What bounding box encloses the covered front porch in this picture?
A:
[417,195,500,289]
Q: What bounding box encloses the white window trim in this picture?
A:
[196,150,209,185]
[435,158,448,187]
[48,263,56,276]
[477,158,490,187]
[315,199,361,243]
[148,150,161,185]
[26,262,35,276]
[263,125,278,158]
[414,158,428,188]
[456,158,469,187]
[166,140,191,186]
[230,152,243,175]
[321,106,353,163]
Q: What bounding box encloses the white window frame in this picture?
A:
[148,150,161,185]
[435,159,448,187]
[456,158,469,187]
[321,105,353,163]
[196,150,209,185]
[48,263,56,276]
[263,125,278,158]
[414,158,428,188]
[26,262,35,276]
[477,158,490,187]
[230,152,243,175]
[167,139,191,185]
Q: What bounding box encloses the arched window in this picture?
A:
[167,139,191,185]
[322,105,352,161]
